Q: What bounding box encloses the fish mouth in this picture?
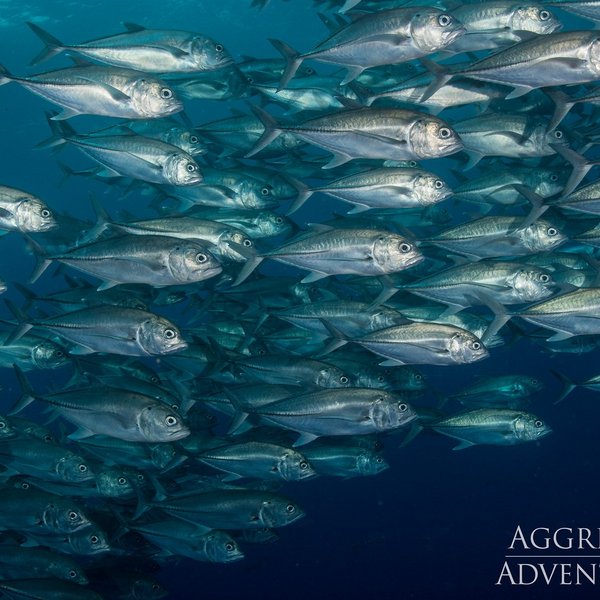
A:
[164,339,188,354]
[168,426,191,441]
[199,266,223,279]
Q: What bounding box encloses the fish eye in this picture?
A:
[439,127,451,139]
[399,242,412,253]
[190,135,199,144]
[286,504,296,513]
[160,88,173,99]
[472,341,481,350]
[547,227,558,236]
[554,130,563,139]
[550,174,558,181]
[243,239,253,247]
[196,252,208,263]
[0,422,6,430]
[69,570,77,578]
[398,403,408,411]
[275,217,283,224]
[44,434,54,443]
[215,44,224,52]
[539,9,550,20]
[165,416,178,426]
[415,373,423,381]
[118,477,127,485]
[438,14,452,26]
[534,419,544,428]
[78,464,88,472]
[434,180,444,189]
[377,376,385,382]
[20,482,30,489]
[90,536,99,544]
[340,375,349,384]
[55,350,64,357]
[186,163,197,173]
[137,474,145,482]
[540,274,550,283]
[376,457,384,463]
[164,328,176,339]
[41,209,51,218]
[153,585,161,591]
[69,511,78,520]
[305,67,315,75]
[225,542,235,551]
[261,187,270,196]
[299,461,308,469]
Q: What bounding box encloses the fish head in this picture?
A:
[43,502,90,533]
[0,415,16,439]
[509,267,556,302]
[130,79,183,118]
[48,561,89,585]
[520,220,566,252]
[373,234,424,272]
[317,367,352,388]
[68,527,111,555]
[258,211,293,237]
[533,169,566,197]
[179,130,207,156]
[150,443,179,469]
[56,455,94,483]
[449,331,488,364]
[168,242,222,282]
[357,452,389,476]
[524,376,544,393]
[588,36,600,74]
[191,37,234,71]
[409,118,463,159]
[414,173,453,206]
[15,198,57,232]
[31,341,70,369]
[95,469,136,498]
[514,413,553,442]
[278,450,316,481]
[137,317,188,355]
[164,153,203,186]
[411,9,466,53]
[371,394,417,430]
[258,497,305,527]
[545,126,568,149]
[129,578,168,600]
[138,403,190,442]
[510,6,562,34]
[203,530,244,563]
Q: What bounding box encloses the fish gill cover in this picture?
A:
[0,0,598,598]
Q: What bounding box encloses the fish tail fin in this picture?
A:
[543,88,576,132]
[315,318,349,356]
[35,112,74,150]
[284,175,313,216]
[399,422,424,448]
[0,63,13,86]
[3,299,33,345]
[23,234,52,284]
[233,254,264,286]
[418,58,452,103]
[552,143,598,197]
[471,291,512,346]
[245,105,284,158]
[26,22,65,65]
[551,369,577,404]
[9,364,37,415]
[269,38,303,90]
[512,184,549,227]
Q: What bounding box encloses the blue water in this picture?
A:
[0,1,598,599]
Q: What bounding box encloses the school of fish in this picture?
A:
[4,0,600,596]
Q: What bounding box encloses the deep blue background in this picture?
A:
[0,1,598,599]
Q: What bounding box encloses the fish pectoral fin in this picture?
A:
[323,151,354,169]
[293,432,319,447]
[50,107,84,120]
[547,331,575,342]
[452,440,476,451]
[76,78,132,102]
[68,427,96,440]
[301,271,329,283]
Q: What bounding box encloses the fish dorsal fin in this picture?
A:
[122,21,147,33]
